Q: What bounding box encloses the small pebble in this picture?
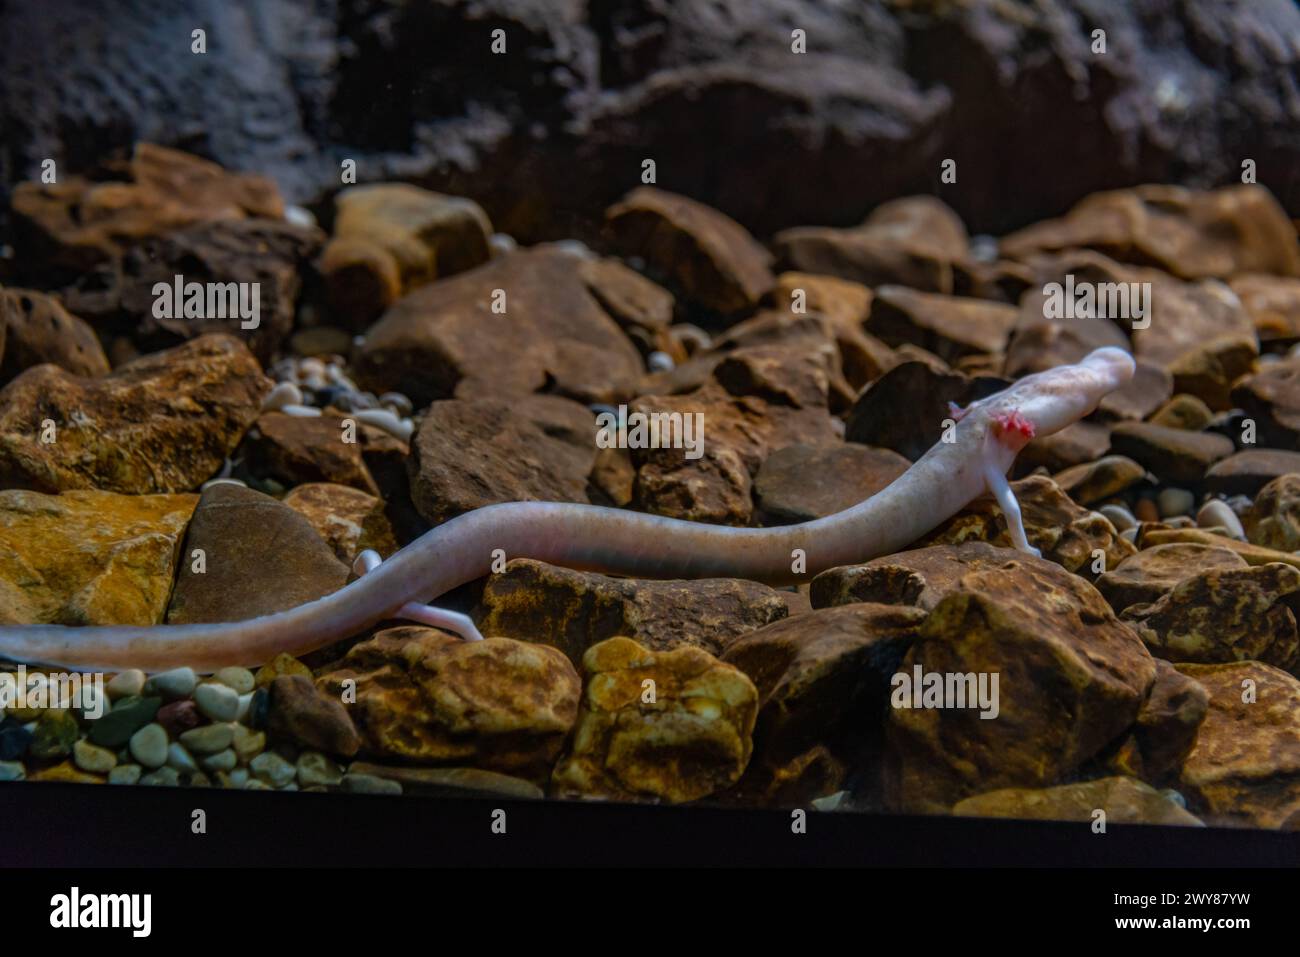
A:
[89,695,162,749]
[342,773,402,795]
[255,654,312,689]
[140,767,181,787]
[107,669,146,700]
[353,407,412,441]
[225,768,250,789]
[179,723,235,754]
[74,739,117,774]
[284,204,317,228]
[146,667,197,700]
[128,723,169,769]
[378,392,413,417]
[156,699,201,738]
[1099,504,1138,532]
[489,233,517,255]
[200,748,238,773]
[647,351,675,372]
[299,357,326,379]
[166,743,198,774]
[30,709,79,760]
[1157,488,1195,518]
[1134,498,1160,523]
[1,718,35,760]
[1197,499,1246,539]
[195,683,240,722]
[108,764,142,785]
[280,403,324,418]
[261,381,303,412]
[250,751,297,787]
[0,760,25,781]
[245,779,273,790]
[1165,516,1196,529]
[1161,788,1189,809]
[232,725,266,763]
[236,692,254,724]
[1120,527,1139,544]
[188,771,213,788]
[350,392,379,411]
[213,667,256,695]
[670,323,711,355]
[200,477,248,492]
[297,751,343,788]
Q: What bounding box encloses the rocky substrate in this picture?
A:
[3,144,1300,829]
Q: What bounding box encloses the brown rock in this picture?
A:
[1122,564,1300,672]
[1176,661,1300,828]
[605,187,773,316]
[165,483,350,625]
[0,334,269,494]
[884,558,1157,812]
[1230,273,1300,343]
[1134,658,1210,786]
[1108,421,1235,484]
[1246,474,1300,552]
[317,627,580,777]
[1098,361,1174,422]
[1053,455,1146,506]
[346,761,544,799]
[0,289,108,383]
[477,558,792,665]
[0,489,196,626]
[1000,184,1300,280]
[922,475,1136,578]
[281,482,398,562]
[1016,420,1112,475]
[1232,356,1300,447]
[241,412,379,496]
[551,636,759,803]
[267,674,361,758]
[407,395,595,526]
[844,360,1008,461]
[1205,450,1300,497]
[353,248,643,407]
[773,196,969,294]
[767,273,888,389]
[1150,394,1214,431]
[588,446,635,507]
[322,184,493,329]
[755,443,909,522]
[866,286,1017,362]
[65,218,323,365]
[952,776,1202,826]
[10,143,282,280]
[1137,527,1300,571]
[1095,543,1249,613]
[1003,314,1129,380]
[253,653,313,690]
[577,257,678,359]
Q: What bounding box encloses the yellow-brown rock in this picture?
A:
[1245,474,1300,552]
[281,482,398,562]
[0,488,196,626]
[953,776,1202,826]
[1137,527,1300,571]
[317,627,580,777]
[551,637,758,803]
[1176,661,1300,828]
[1096,542,1249,613]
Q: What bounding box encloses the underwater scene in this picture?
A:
[1,0,1299,851]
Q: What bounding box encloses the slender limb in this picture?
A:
[981,451,1041,558]
[352,549,485,641]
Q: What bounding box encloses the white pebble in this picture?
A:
[107,669,145,700]
[166,743,199,774]
[179,723,234,754]
[285,204,317,228]
[261,381,303,412]
[379,392,413,417]
[235,692,253,724]
[647,351,675,372]
[1197,499,1246,539]
[146,667,197,700]
[108,764,142,785]
[1099,504,1138,532]
[1157,488,1195,518]
[280,403,323,418]
[0,761,24,782]
[194,683,240,722]
[201,478,248,491]
[1120,527,1139,544]
[213,667,255,695]
[297,751,343,788]
[129,724,169,769]
[489,233,518,255]
[299,357,326,378]
[354,408,413,441]
[200,748,238,772]
[73,740,117,774]
[250,751,297,788]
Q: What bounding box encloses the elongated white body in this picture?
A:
[0,348,1136,672]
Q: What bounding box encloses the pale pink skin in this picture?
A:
[0,348,1136,673]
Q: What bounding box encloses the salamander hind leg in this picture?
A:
[351,550,485,642]
[983,411,1042,558]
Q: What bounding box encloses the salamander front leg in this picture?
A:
[351,550,486,642]
[983,412,1043,559]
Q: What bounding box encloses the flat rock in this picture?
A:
[773,196,969,294]
[353,247,643,407]
[844,360,1008,461]
[605,187,774,316]
[921,475,1136,579]
[322,184,493,330]
[1053,455,1146,506]
[866,286,1017,362]
[952,776,1202,826]
[1138,527,1300,571]
[1122,564,1300,672]
[1003,314,1129,380]
[551,636,759,803]
[884,557,1157,812]
[281,482,398,562]
[1176,661,1300,828]
[317,627,580,778]
[1108,421,1235,484]
[767,272,888,389]
[754,443,909,522]
[1205,449,1300,497]
[1232,356,1300,447]
[577,257,678,359]
[1230,273,1300,343]
[407,395,595,526]
[165,483,350,625]
[1095,543,1249,614]
[0,288,109,384]
[477,558,791,666]
[1016,420,1112,475]
[0,489,196,626]
[1098,361,1174,422]
[0,334,269,494]
[1246,474,1300,552]
[346,761,544,800]
[1000,184,1300,280]
[241,411,379,496]
[721,603,925,802]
